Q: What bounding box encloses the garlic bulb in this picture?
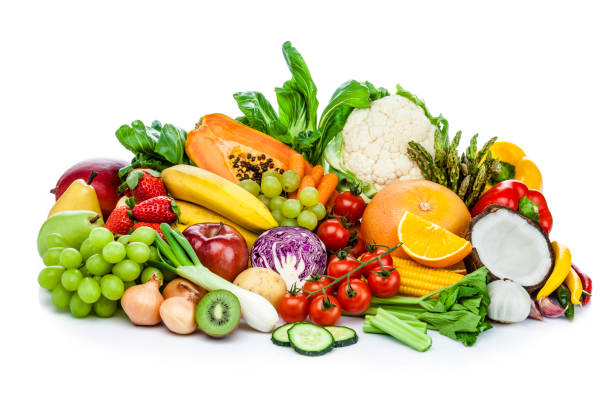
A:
[487,280,531,323]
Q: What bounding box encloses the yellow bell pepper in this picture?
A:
[564,267,583,305]
[484,141,543,192]
[537,242,572,300]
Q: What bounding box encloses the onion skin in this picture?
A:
[160,297,197,334]
[162,278,206,302]
[121,276,164,326]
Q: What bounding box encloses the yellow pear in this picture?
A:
[48,172,103,218]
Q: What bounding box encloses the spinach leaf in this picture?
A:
[115,120,157,154]
[155,124,186,164]
[115,120,190,180]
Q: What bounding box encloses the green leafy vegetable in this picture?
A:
[115,120,192,179]
[368,267,492,346]
[232,42,387,172]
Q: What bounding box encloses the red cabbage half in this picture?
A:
[250,226,327,289]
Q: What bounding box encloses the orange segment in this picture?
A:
[397,211,472,268]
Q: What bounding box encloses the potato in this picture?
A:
[233,267,286,307]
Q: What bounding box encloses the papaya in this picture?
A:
[185,113,311,183]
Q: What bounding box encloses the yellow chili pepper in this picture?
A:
[564,267,583,305]
[485,141,543,192]
[537,241,572,300]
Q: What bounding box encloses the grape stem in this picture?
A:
[303,243,402,300]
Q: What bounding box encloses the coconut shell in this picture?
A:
[465,205,554,293]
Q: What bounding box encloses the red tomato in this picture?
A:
[302,275,334,297]
[347,225,366,258]
[277,291,310,323]
[367,267,401,298]
[333,191,366,223]
[327,255,362,281]
[317,219,350,252]
[359,247,393,277]
[308,295,342,326]
[336,279,372,314]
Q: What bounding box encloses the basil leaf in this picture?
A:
[154,124,187,164]
[519,196,541,222]
[281,41,318,131]
[115,120,157,154]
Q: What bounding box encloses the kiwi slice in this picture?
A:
[195,289,241,337]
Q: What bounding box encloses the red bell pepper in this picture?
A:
[471,180,553,234]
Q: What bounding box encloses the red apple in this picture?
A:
[183,223,249,282]
[53,158,128,219]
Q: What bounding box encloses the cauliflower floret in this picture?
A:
[342,94,436,190]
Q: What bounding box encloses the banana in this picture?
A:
[175,200,258,249]
[162,165,278,232]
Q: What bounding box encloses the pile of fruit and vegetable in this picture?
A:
[37,42,592,356]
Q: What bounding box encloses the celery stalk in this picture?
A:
[363,315,427,334]
[370,308,432,352]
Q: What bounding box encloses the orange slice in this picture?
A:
[397,211,472,268]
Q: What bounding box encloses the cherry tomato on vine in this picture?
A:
[302,275,334,297]
[308,294,342,326]
[347,225,366,258]
[337,279,372,314]
[367,267,401,298]
[359,247,394,277]
[277,290,310,323]
[327,255,362,282]
[333,190,366,223]
[317,219,350,252]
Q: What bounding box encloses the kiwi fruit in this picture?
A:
[195,289,241,337]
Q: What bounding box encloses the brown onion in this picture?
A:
[121,275,164,325]
[160,297,197,334]
[162,278,206,302]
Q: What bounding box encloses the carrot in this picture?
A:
[292,175,315,199]
[317,173,339,205]
[309,165,324,187]
[325,190,340,213]
[289,153,306,180]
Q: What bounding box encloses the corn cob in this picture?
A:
[393,256,464,297]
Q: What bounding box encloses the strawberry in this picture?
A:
[104,205,134,235]
[133,222,163,236]
[126,169,166,203]
[129,196,178,223]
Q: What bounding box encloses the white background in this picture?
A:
[2,1,610,406]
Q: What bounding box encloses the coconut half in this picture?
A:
[465,205,554,292]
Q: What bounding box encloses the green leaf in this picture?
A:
[281,41,318,131]
[154,124,187,164]
[115,120,157,154]
[233,91,285,137]
[396,84,448,134]
[518,196,541,222]
[275,84,307,143]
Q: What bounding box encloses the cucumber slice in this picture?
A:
[288,322,334,356]
[324,325,358,347]
[271,323,296,347]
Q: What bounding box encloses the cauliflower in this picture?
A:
[341,94,437,191]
